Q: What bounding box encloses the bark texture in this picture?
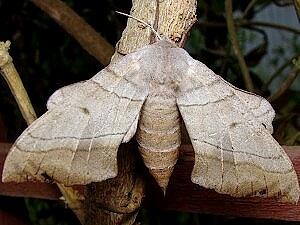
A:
[115,0,197,57]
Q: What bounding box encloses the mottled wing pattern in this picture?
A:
[177,59,300,203]
[2,52,149,186]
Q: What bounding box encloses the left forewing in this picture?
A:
[2,53,149,186]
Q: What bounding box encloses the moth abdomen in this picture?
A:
[137,96,181,193]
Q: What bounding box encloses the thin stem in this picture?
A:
[56,184,85,223]
[197,20,300,35]
[264,53,300,89]
[239,20,300,35]
[0,41,36,124]
[242,0,259,18]
[273,0,294,7]
[225,0,254,91]
[268,68,300,102]
[0,40,85,224]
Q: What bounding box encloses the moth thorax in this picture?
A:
[136,97,181,193]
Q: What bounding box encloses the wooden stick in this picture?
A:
[1,143,300,221]
[0,42,85,223]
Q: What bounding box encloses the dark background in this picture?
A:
[0,0,299,224]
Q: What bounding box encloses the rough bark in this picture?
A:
[114,0,197,58]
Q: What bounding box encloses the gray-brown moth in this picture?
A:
[2,40,299,203]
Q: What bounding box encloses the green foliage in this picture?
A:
[24,199,78,225]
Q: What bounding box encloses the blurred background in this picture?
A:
[0,0,299,224]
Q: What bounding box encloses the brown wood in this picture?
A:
[0,114,7,142]
[0,143,61,200]
[148,145,300,221]
[1,143,300,221]
[0,210,29,225]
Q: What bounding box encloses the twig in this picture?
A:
[31,0,114,65]
[0,41,85,224]
[263,53,300,90]
[295,0,300,20]
[242,0,259,18]
[0,41,36,125]
[56,184,85,222]
[225,0,254,91]
[239,20,300,35]
[273,0,294,7]
[268,68,300,102]
[197,20,300,35]
[202,48,226,57]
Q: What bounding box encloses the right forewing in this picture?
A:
[177,60,299,203]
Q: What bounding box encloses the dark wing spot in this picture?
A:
[230,122,239,128]
[80,107,90,115]
[262,123,267,129]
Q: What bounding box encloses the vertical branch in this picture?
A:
[225,0,255,91]
[116,0,197,57]
[0,41,85,224]
[86,1,197,225]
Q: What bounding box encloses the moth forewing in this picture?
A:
[176,54,299,203]
[2,40,299,203]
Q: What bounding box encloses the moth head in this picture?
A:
[151,39,178,49]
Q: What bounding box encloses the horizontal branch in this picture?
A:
[197,20,300,35]
[1,143,300,221]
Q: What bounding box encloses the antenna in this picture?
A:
[115,11,162,40]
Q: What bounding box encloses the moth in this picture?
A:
[2,40,300,203]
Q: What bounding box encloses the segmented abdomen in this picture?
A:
[136,95,181,193]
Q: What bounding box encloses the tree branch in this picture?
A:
[268,68,300,102]
[31,0,114,65]
[263,53,300,90]
[2,144,300,221]
[197,20,300,35]
[239,20,300,35]
[242,0,259,18]
[225,0,254,91]
[85,1,197,224]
